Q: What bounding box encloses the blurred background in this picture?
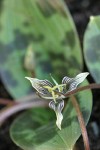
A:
[0,0,100,149]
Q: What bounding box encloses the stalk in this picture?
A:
[70,95,90,150]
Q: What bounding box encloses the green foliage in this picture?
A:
[84,16,100,83]
[0,0,93,149]
[0,0,82,99]
[10,80,92,150]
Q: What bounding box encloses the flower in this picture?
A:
[25,72,89,129]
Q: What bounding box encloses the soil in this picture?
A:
[0,0,100,150]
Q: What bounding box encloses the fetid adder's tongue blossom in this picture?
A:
[25,72,89,130]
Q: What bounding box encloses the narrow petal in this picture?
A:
[68,72,89,91]
[49,99,64,130]
[62,72,89,93]
[50,74,58,86]
[25,77,53,96]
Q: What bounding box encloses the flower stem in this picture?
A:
[70,95,90,150]
[0,99,18,105]
[65,83,100,97]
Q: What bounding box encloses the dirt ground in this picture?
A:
[0,0,100,149]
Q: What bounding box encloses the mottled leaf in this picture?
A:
[10,80,92,150]
[0,0,82,99]
[84,16,100,83]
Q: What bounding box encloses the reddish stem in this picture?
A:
[0,99,18,105]
[71,95,90,150]
[65,83,100,97]
[0,97,48,126]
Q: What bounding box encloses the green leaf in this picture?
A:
[84,15,100,83]
[10,79,92,150]
[0,0,82,99]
